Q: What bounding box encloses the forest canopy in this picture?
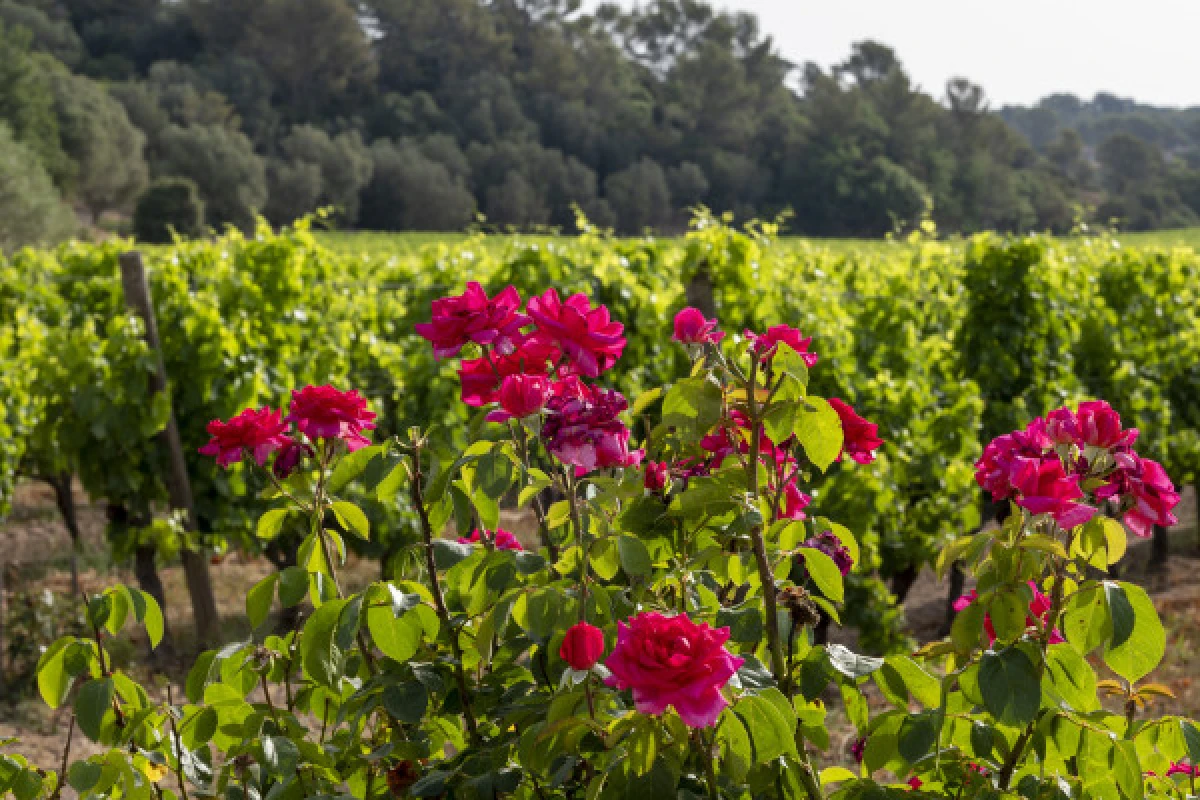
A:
[2,0,1200,246]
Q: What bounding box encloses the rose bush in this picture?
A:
[8,289,1200,800]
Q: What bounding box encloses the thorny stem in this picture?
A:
[566,471,589,623]
[166,685,190,800]
[997,528,1074,790]
[407,441,481,745]
[744,357,824,800]
[695,729,719,800]
[50,715,74,800]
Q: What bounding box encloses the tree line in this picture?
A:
[2,0,1200,250]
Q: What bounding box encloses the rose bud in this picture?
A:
[487,373,551,422]
[672,307,724,345]
[644,461,669,492]
[559,621,605,671]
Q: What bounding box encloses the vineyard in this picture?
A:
[1,214,1200,798]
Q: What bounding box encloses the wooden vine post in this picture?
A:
[119,251,221,647]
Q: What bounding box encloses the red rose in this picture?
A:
[285,385,376,451]
[643,461,669,492]
[559,621,605,670]
[828,398,883,465]
[744,325,818,366]
[415,282,529,359]
[672,307,724,345]
[457,529,524,551]
[526,289,625,377]
[487,373,550,422]
[604,611,743,728]
[199,407,290,468]
[458,339,559,407]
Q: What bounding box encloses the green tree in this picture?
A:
[0,121,75,251]
[358,139,477,230]
[153,123,267,230]
[0,21,67,181]
[47,64,148,216]
[604,157,672,233]
[132,177,205,243]
[265,125,373,225]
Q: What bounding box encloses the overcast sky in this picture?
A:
[586,0,1200,108]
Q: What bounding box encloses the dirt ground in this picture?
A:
[1,480,1197,780]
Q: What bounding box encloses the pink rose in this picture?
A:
[604,611,743,728]
[458,339,559,407]
[1100,453,1180,537]
[672,307,724,345]
[828,398,883,465]
[1075,400,1138,449]
[527,289,625,377]
[1011,457,1096,530]
[487,373,551,422]
[541,378,641,473]
[744,325,818,366]
[1167,762,1200,777]
[286,385,377,451]
[415,282,530,359]
[644,461,669,492]
[975,418,1055,501]
[199,407,290,468]
[457,528,524,551]
[781,481,812,521]
[560,621,605,671]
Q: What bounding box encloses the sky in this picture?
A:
[585,0,1200,108]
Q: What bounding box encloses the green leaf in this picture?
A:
[798,548,844,603]
[36,639,74,709]
[617,534,652,577]
[278,566,309,609]
[662,377,723,432]
[129,589,164,649]
[1112,739,1143,800]
[1044,643,1098,713]
[262,735,300,776]
[877,656,941,708]
[545,500,571,529]
[715,607,763,645]
[897,711,937,764]
[826,644,882,679]
[1063,584,1111,654]
[1103,581,1164,684]
[257,508,290,541]
[1182,720,1200,765]
[301,598,348,687]
[75,677,114,740]
[590,538,620,581]
[979,647,1041,726]
[717,710,752,783]
[367,606,423,664]
[630,387,663,416]
[794,397,843,473]
[475,447,515,499]
[331,500,369,540]
[383,681,429,724]
[987,588,1029,643]
[511,589,561,642]
[246,573,278,630]
[328,445,383,494]
[732,690,797,764]
[67,761,102,792]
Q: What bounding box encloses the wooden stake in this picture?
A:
[119,251,220,647]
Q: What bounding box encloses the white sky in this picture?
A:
[585,0,1200,108]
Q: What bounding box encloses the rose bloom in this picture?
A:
[605,611,744,728]
[828,398,883,465]
[199,407,290,468]
[415,282,529,359]
[526,289,626,377]
[1075,400,1138,449]
[1167,762,1200,778]
[975,418,1054,501]
[644,461,669,492]
[286,385,377,451]
[780,481,812,521]
[1011,457,1096,530]
[560,621,605,670]
[541,378,642,473]
[672,307,724,345]
[744,325,818,367]
[1098,452,1180,537]
[458,338,559,407]
[487,373,551,422]
[457,529,524,551]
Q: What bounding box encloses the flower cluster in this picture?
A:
[801,530,854,576]
[418,284,638,476]
[975,401,1179,536]
[200,385,375,477]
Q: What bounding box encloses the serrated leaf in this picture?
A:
[1103,581,1164,684]
[979,647,1041,726]
[331,500,369,540]
[794,397,843,473]
[798,547,843,603]
[257,508,290,541]
[328,445,382,494]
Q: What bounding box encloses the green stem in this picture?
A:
[566,471,589,623]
